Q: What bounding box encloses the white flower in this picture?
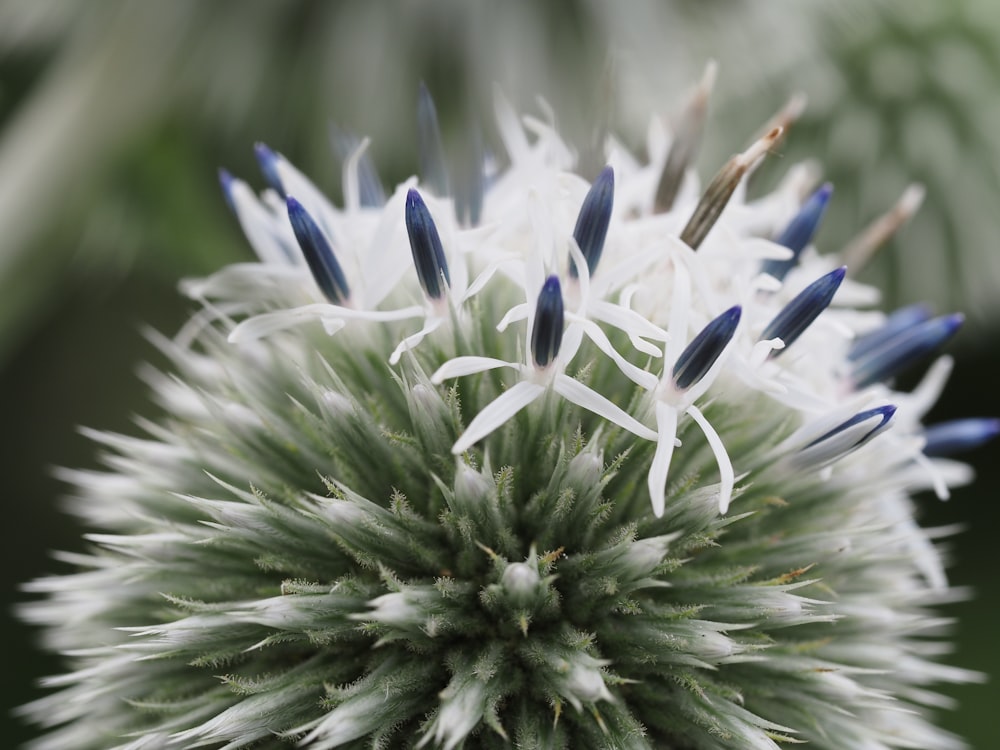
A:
[21,80,994,750]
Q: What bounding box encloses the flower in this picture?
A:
[21,81,993,750]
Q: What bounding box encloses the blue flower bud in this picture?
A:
[531,276,565,369]
[806,405,897,450]
[253,142,285,197]
[404,189,451,300]
[761,267,846,356]
[792,405,897,470]
[417,82,449,197]
[761,183,833,281]
[287,197,350,304]
[673,306,741,390]
[848,303,932,361]
[569,166,614,278]
[923,418,1000,457]
[851,313,963,389]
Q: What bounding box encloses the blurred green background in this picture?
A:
[2,1,998,747]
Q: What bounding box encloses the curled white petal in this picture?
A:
[648,402,679,518]
[553,373,657,441]
[496,303,530,333]
[687,403,735,514]
[570,316,658,390]
[389,316,445,365]
[588,299,668,351]
[431,356,520,383]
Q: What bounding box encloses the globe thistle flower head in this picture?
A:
[21,80,995,749]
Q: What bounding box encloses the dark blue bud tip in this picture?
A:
[254,142,285,197]
[924,417,1000,457]
[763,182,834,281]
[848,303,933,361]
[762,266,846,356]
[569,166,615,279]
[779,181,833,250]
[851,312,963,389]
[405,189,451,300]
[813,182,834,204]
[806,405,896,449]
[218,168,235,211]
[287,196,350,305]
[531,275,565,369]
[673,305,741,390]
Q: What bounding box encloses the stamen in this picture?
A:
[851,313,963,389]
[404,189,451,300]
[761,182,833,281]
[673,306,741,390]
[286,197,350,305]
[569,166,614,278]
[531,276,565,369]
[680,127,782,250]
[848,303,933,361]
[253,142,285,197]
[417,82,449,197]
[654,61,716,213]
[923,418,1000,457]
[761,267,846,356]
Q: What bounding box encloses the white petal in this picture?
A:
[570,317,658,390]
[909,449,950,501]
[342,136,373,213]
[750,338,783,367]
[553,374,657,440]
[901,355,954,423]
[608,287,666,357]
[775,394,877,454]
[751,272,783,293]
[741,237,796,262]
[359,181,415,308]
[567,238,591,303]
[647,403,679,518]
[663,255,692,366]
[335,305,425,322]
[687,404,735,514]
[229,179,296,265]
[227,304,338,343]
[588,299,668,347]
[431,356,520,383]
[276,157,341,243]
[496,303,530,332]
[462,256,514,302]
[321,318,347,336]
[790,413,888,471]
[493,85,531,164]
[452,380,545,454]
[389,317,445,365]
[181,262,306,301]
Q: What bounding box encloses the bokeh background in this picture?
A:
[2,0,998,746]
